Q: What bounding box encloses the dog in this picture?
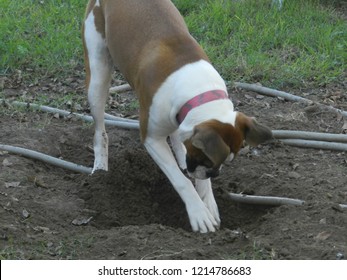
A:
[82,0,272,233]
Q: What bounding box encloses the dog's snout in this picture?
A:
[206,169,220,178]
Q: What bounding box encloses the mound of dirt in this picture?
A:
[0,83,346,259]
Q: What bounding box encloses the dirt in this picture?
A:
[0,72,346,260]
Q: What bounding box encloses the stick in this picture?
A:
[234,82,347,117]
[109,84,132,93]
[279,139,347,151]
[228,193,305,206]
[4,100,347,151]
[104,112,138,123]
[0,144,92,174]
[272,130,347,143]
[5,100,140,130]
[234,82,309,103]
[228,193,347,209]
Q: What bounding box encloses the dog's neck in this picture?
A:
[176,89,229,124]
[178,100,236,141]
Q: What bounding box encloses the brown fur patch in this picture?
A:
[235,113,273,146]
[197,120,244,155]
[83,0,212,140]
[93,5,105,38]
[99,0,209,141]
[184,120,244,170]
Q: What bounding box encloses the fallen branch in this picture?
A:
[228,193,347,209]
[5,100,347,151]
[272,130,347,143]
[3,100,140,130]
[0,144,92,174]
[109,84,132,94]
[234,82,347,118]
[104,112,138,123]
[2,141,345,207]
[278,139,347,151]
[228,193,305,206]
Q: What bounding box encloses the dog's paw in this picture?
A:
[202,195,220,227]
[194,179,220,227]
[187,203,219,233]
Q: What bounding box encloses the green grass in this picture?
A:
[0,0,346,88]
[174,0,346,87]
[0,0,85,77]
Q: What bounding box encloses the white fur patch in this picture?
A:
[147,60,231,138]
[84,2,112,172]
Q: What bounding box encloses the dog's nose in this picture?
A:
[206,169,220,178]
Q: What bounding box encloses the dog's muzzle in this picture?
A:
[206,168,220,178]
[187,166,221,180]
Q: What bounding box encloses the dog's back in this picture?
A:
[86,0,208,90]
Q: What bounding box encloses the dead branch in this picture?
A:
[0,144,92,174]
[4,100,140,130]
[228,193,347,210]
[234,82,347,118]
[272,130,347,143]
[104,112,138,123]
[279,139,347,151]
[228,193,305,206]
[109,84,132,94]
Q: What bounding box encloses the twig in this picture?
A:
[4,100,140,130]
[0,144,92,174]
[272,130,347,143]
[234,82,309,103]
[234,82,347,118]
[5,100,347,151]
[104,112,138,123]
[228,193,305,206]
[109,84,132,94]
[229,193,347,210]
[278,139,347,151]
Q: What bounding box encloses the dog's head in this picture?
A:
[183,112,272,179]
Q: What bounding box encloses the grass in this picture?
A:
[174,0,346,87]
[0,0,84,77]
[0,235,96,259]
[0,0,346,88]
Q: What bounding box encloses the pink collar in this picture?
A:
[176,90,229,124]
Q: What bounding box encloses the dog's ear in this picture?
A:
[191,124,230,167]
[235,112,273,147]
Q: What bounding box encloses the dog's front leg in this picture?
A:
[195,179,220,227]
[144,137,219,233]
[169,130,187,170]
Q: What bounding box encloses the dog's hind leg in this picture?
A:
[83,6,113,172]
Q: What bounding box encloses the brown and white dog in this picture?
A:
[83,0,272,233]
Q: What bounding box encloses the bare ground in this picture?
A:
[0,73,346,260]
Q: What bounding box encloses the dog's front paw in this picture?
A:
[202,195,220,227]
[195,179,220,228]
[187,203,219,233]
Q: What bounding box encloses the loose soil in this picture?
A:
[0,73,346,260]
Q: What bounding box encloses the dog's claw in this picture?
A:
[188,204,219,233]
